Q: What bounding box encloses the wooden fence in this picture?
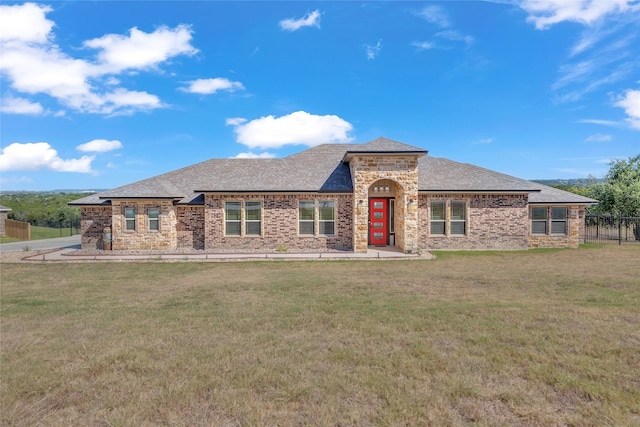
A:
[5,219,30,241]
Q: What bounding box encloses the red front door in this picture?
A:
[369,198,387,245]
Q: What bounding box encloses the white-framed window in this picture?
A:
[148,207,160,231]
[430,201,446,235]
[299,200,336,236]
[430,199,468,236]
[389,199,395,234]
[531,206,568,235]
[225,201,242,236]
[225,200,262,237]
[450,201,466,235]
[245,201,261,236]
[319,201,335,235]
[299,201,315,235]
[124,207,136,231]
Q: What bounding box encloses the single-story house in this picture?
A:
[69,137,596,253]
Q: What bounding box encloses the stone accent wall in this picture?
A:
[350,155,420,253]
[528,205,585,249]
[111,200,177,250]
[418,194,530,250]
[204,194,353,252]
[177,206,205,250]
[0,211,7,236]
[80,206,112,250]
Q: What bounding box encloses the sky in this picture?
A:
[0,0,639,191]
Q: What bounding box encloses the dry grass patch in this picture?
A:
[1,245,639,426]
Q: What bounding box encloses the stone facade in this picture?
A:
[418,194,530,250]
[111,200,177,250]
[203,194,353,252]
[349,154,420,253]
[80,206,112,250]
[528,205,585,249]
[0,211,7,236]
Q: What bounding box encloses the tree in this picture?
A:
[591,154,640,239]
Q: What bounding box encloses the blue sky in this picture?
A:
[1,1,639,191]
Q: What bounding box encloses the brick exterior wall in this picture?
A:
[418,194,530,250]
[177,206,205,250]
[80,206,112,250]
[203,194,353,252]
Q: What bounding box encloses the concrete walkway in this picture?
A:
[19,245,431,262]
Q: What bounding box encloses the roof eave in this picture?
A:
[342,150,428,163]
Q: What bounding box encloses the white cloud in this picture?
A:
[472,138,494,145]
[279,10,321,31]
[0,2,54,43]
[181,78,245,94]
[0,3,197,115]
[227,111,353,150]
[412,41,436,51]
[578,119,622,127]
[84,25,197,73]
[585,133,612,142]
[0,96,44,115]
[520,0,638,30]
[234,152,277,159]
[76,139,123,152]
[416,5,451,28]
[225,117,248,126]
[436,30,474,47]
[614,89,640,129]
[365,40,382,60]
[0,142,94,173]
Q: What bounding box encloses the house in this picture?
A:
[0,205,11,236]
[69,137,596,253]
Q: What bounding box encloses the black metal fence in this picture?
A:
[585,214,640,244]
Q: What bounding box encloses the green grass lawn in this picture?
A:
[1,225,76,243]
[1,245,639,426]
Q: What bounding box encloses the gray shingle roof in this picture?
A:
[69,137,596,206]
[0,205,11,211]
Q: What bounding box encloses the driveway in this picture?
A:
[0,235,81,252]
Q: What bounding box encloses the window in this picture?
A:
[125,208,136,231]
[245,201,261,236]
[430,201,446,235]
[551,207,567,234]
[299,200,336,236]
[319,201,335,235]
[299,201,315,235]
[389,199,395,234]
[531,207,568,235]
[225,201,241,236]
[531,207,547,234]
[148,208,160,231]
[450,201,466,235]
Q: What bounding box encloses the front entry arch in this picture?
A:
[369,198,388,245]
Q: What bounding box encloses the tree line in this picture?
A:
[0,192,85,228]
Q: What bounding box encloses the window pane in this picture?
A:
[319,221,334,235]
[551,207,566,220]
[148,208,159,231]
[225,202,241,221]
[374,212,383,219]
[551,221,566,234]
[532,221,547,234]
[451,201,466,220]
[299,201,314,221]
[374,202,383,209]
[319,201,334,220]
[431,221,445,235]
[532,207,547,220]
[246,221,261,235]
[125,208,135,230]
[431,201,445,220]
[389,200,395,233]
[450,221,465,235]
[226,221,241,236]
[246,202,261,221]
[299,221,314,235]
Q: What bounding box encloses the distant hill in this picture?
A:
[532,179,601,187]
